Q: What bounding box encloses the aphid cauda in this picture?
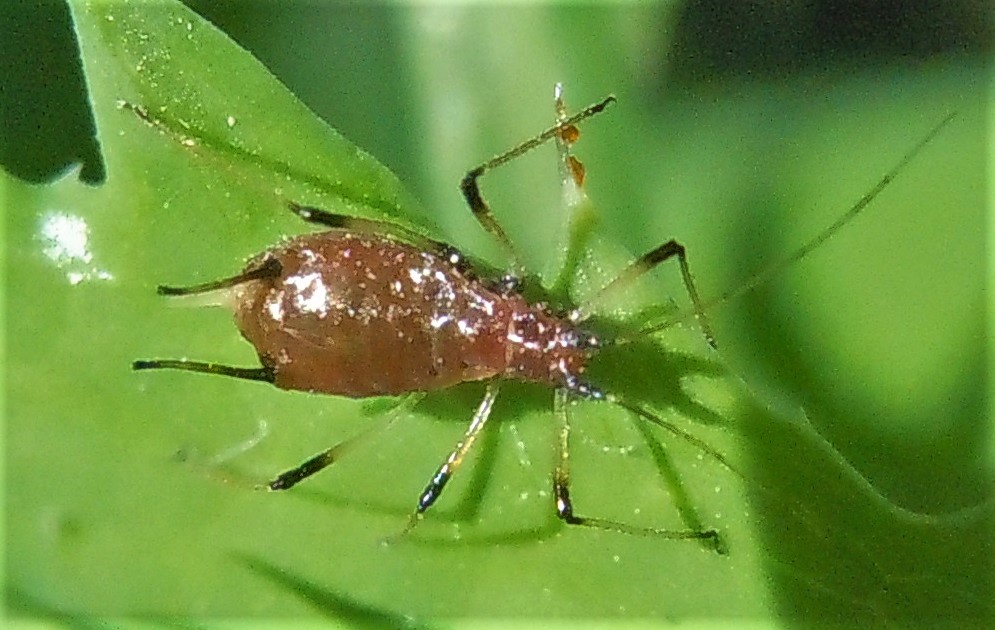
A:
[132,87,952,552]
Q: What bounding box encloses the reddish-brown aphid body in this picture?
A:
[131,93,727,547]
[134,90,941,549]
[236,231,593,397]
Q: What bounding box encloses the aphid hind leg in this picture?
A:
[397,383,501,536]
[460,95,617,270]
[286,202,360,230]
[553,387,725,553]
[286,202,469,269]
[267,396,420,490]
[579,240,717,348]
[287,201,436,242]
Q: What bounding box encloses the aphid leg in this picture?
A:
[132,359,275,383]
[267,395,421,490]
[285,201,468,268]
[484,274,521,296]
[397,382,501,536]
[554,386,726,553]
[155,257,282,296]
[287,201,434,244]
[286,201,361,230]
[460,95,617,270]
[266,445,341,491]
[578,240,717,348]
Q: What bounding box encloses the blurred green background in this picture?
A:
[3,0,991,625]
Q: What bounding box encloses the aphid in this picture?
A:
[132,89,952,552]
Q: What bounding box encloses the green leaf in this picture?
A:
[115,2,430,221]
[6,0,990,625]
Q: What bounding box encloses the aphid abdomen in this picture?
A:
[233,231,513,396]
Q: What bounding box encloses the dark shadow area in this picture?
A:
[6,585,104,628]
[662,0,992,91]
[736,393,994,625]
[0,0,104,184]
[234,553,434,628]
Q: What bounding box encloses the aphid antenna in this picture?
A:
[546,91,963,554]
[558,103,959,553]
[615,111,957,344]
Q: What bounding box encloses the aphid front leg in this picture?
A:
[579,240,717,348]
[460,95,617,272]
[397,383,501,536]
[553,387,725,553]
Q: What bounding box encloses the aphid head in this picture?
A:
[440,245,464,267]
[563,375,606,400]
[574,329,600,351]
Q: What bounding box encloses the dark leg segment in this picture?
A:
[460,95,616,267]
[268,449,337,490]
[132,360,275,383]
[287,202,355,229]
[287,201,468,269]
[581,239,717,348]
[552,388,725,553]
[400,383,501,534]
[288,201,434,238]
[267,398,418,490]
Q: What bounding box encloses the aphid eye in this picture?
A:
[441,245,463,267]
[578,331,600,349]
[490,274,520,295]
[565,376,605,400]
